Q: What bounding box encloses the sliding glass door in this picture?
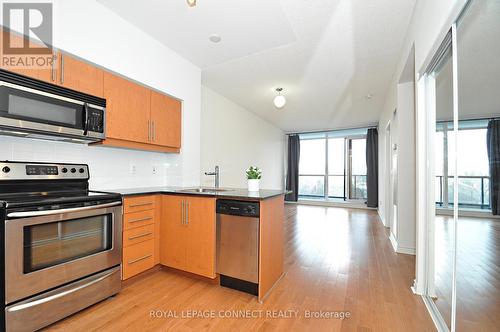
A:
[298,131,368,201]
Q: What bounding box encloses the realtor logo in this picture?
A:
[2,2,53,54]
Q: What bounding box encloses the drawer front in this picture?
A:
[124,195,155,213]
[123,209,154,230]
[122,239,154,280]
[123,224,154,247]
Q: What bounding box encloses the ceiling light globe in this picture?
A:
[274,95,286,109]
[187,0,196,7]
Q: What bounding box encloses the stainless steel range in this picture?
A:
[0,161,122,332]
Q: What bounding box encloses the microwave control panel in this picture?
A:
[87,108,104,133]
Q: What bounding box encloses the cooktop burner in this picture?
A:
[0,161,121,208]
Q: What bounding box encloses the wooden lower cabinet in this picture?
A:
[122,239,155,280]
[160,195,216,279]
[122,195,160,280]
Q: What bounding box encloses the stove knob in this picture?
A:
[70,168,76,173]
[79,168,85,173]
[2,166,10,173]
[61,167,68,173]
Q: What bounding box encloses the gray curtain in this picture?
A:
[366,128,378,208]
[285,135,300,202]
[487,120,500,215]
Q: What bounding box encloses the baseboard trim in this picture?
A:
[422,295,450,332]
[377,208,388,227]
[389,232,398,252]
[292,199,376,210]
[397,246,416,255]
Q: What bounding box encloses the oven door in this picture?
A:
[4,202,122,304]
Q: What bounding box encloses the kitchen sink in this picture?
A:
[178,188,232,193]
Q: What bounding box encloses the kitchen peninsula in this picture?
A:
[109,186,288,302]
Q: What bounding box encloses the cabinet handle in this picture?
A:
[128,232,153,240]
[181,200,185,224]
[60,53,64,84]
[128,254,152,265]
[128,216,152,223]
[186,201,189,224]
[153,121,156,141]
[148,120,151,141]
[51,53,57,82]
[129,202,153,208]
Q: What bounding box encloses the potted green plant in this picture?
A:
[246,166,262,192]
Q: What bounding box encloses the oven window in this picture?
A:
[23,214,113,273]
[9,94,77,125]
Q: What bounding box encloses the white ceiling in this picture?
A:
[98,0,417,132]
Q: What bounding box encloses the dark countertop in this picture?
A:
[95,186,290,201]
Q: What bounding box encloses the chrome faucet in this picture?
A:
[205,166,220,188]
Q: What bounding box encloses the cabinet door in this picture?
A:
[160,195,187,271]
[58,52,104,97]
[185,196,216,278]
[103,72,150,143]
[150,90,181,148]
[0,29,54,83]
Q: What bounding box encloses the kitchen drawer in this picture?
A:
[123,224,154,247]
[122,239,154,280]
[124,195,155,213]
[123,209,154,231]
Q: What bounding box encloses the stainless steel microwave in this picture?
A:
[0,69,106,143]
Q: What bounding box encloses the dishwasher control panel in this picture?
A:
[216,200,260,217]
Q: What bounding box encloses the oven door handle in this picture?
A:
[7,201,122,218]
[6,267,119,312]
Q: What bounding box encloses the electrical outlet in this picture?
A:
[152,165,158,175]
[130,164,137,174]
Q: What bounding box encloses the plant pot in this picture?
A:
[247,179,260,192]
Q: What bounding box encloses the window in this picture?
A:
[435,121,490,210]
[328,138,345,198]
[298,138,325,197]
[298,129,369,201]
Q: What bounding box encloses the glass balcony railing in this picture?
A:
[435,175,490,210]
[298,174,367,200]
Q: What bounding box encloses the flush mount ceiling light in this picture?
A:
[273,88,286,109]
[209,34,221,43]
[186,0,196,7]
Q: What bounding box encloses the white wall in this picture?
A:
[378,0,468,253]
[200,86,284,190]
[1,0,202,190]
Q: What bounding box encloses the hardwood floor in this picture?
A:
[434,215,500,331]
[46,205,435,332]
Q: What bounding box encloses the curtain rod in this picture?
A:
[285,123,378,136]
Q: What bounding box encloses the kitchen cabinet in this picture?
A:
[98,72,182,153]
[160,195,216,278]
[150,90,181,148]
[103,72,151,143]
[56,52,104,98]
[0,29,54,83]
[122,195,159,280]
[1,29,182,154]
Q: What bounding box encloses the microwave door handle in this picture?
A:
[83,103,89,135]
[7,201,121,218]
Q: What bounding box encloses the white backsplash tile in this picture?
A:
[0,136,184,190]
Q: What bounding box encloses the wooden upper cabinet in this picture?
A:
[103,72,150,143]
[150,91,182,148]
[57,52,104,98]
[0,29,54,83]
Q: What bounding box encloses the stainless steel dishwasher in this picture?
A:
[216,200,260,295]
